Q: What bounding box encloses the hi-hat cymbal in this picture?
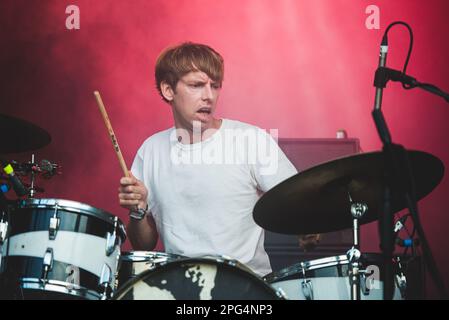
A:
[0,114,51,154]
[253,150,444,235]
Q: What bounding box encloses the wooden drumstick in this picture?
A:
[93,91,130,178]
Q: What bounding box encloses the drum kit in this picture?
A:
[0,113,445,300]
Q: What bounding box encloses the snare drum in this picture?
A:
[114,256,284,300]
[264,253,404,300]
[117,251,184,288]
[0,198,126,300]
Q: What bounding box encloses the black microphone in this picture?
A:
[1,159,28,197]
[372,34,392,145]
[374,34,389,109]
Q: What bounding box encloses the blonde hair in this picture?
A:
[155,42,224,102]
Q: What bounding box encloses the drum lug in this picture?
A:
[105,232,116,256]
[0,216,8,244]
[300,262,314,300]
[301,279,314,300]
[275,287,287,299]
[118,222,127,242]
[360,271,370,296]
[41,248,54,285]
[0,215,7,271]
[49,204,60,240]
[105,217,119,256]
[99,263,112,300]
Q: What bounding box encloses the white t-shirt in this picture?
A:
[131,119,297,276]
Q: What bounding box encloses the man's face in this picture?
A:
[164,70,221,132]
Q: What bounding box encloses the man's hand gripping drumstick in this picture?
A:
[93,91,148,213]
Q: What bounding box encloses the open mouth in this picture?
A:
[196,107,211,114]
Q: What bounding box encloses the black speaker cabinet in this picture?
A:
[264,138,361,271]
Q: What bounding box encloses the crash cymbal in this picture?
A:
[253,150,444,235]
[0,114,51,154]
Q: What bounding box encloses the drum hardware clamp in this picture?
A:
[41,247,54,286]
[49,203,60,241]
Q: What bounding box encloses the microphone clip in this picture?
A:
[374,67,418,89]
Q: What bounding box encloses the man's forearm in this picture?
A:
[127,213,158,250]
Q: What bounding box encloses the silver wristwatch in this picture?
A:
[129,204,148,220]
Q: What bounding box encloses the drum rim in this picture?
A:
[264,255,349,283]
[264,253,388,283]
[15,198,126,240]
[113,256,284,300]
[20,278,102,300]
[120,251,184,262]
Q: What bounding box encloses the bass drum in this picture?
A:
[114,256,284,300]
[0,198,126,300]
[264,253,405,300]
[117,251,185,289]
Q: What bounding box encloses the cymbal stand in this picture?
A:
[346,193,368,300]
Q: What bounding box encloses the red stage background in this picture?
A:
[1,0,448,298]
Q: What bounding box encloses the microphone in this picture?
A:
[1,160,28,197]
[374,34,389,110]
[372,34,392,145]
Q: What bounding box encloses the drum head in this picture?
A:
[114,257,282,300]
